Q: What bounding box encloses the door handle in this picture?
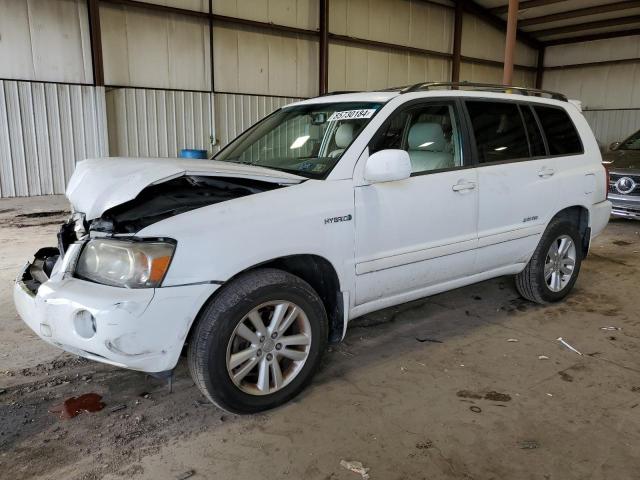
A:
[452,181,476,192]
[538,167,555,178]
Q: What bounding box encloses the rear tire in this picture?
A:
[515,218,583,304]
[188,268,328,414]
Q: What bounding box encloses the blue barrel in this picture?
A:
[179,149,208,159]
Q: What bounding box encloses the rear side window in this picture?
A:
[533,106,583,155]
[466,101,529,163]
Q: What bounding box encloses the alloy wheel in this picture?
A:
[226,301,312,396]
[544,234,577,292]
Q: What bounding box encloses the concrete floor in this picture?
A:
[1,195,639,480]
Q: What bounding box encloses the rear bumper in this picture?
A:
[590,200,612,238]
[14,259,218,373]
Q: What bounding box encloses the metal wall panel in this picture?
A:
[135,0,208,12]
[213,25,318,98]
[0,0,93,84]
[545,36,640,67]
[461,13,537,67]
[328,42,450,91]
[0,80,107,198]
[583,109,640,150]
[101,4,211,91]
[212,93,301,153]
[106,88,214,157]
[330,0,454,54]
[213,0,319,30]
[460,61,536,87]
[543,64,640,110]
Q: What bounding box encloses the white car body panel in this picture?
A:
[15,89,612,374]
[139,179,356,289]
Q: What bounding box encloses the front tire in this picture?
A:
[188,268,328,413]
[515,218,583,304]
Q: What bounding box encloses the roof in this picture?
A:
[286,92,399,107]
[286,82,571,109]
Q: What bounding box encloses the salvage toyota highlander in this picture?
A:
[15,83,612,413]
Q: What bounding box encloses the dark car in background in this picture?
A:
[604,128,640,219]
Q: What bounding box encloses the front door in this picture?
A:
[353,100,479,308]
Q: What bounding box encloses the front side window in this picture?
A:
[620,129,640,150]
[370,103,463,174]
[466,101,529,163]
[534,105,583,155]
[215,102,383,179]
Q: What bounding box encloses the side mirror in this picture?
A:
[364,149,412,184]
[609,141,621,151]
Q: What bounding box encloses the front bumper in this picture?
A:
[608,194,640,220]
[14,255,219,373]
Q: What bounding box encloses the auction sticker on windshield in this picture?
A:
[328,109,377,121]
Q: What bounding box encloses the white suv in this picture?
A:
[14,83,611,413]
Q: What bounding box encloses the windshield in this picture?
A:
[620,129,640,150]
[214,102,384,178]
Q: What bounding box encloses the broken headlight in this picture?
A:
[75,239,175,288]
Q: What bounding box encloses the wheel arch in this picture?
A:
[549,205,590,256]
[185,254,345,353]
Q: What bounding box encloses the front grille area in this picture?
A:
[609,173,640,196]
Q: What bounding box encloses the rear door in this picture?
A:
[465,100,561,273]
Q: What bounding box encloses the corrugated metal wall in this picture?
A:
[329,0,454,53]
[0,80,108,198]
[106,88,214,157]
[582,109,640,150]
[543,35,640,148]
[101,3,212,91]
[213,93,301,153]
[213,0,318,30]
[461,13,537,67]
[213,25,318,98]
[0,0,93,84]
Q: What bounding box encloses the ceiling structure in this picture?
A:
[474,0,640,46]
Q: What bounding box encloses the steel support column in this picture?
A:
[319,0,329,95]
[502,0,519,86]
[535,47,545,89]
[451,0,464,83]
[88,0,104,86]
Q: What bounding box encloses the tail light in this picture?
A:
[604,165,610,199]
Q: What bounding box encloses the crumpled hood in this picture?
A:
[66,157,305,219]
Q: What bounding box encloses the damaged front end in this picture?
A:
[22,174,282,295]
[14,158,304,373]
[89,175,281,234]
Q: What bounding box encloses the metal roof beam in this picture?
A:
[490,0,566,15]
[543,27,640,46]
[533,14,640,37]
[521,1,640,27]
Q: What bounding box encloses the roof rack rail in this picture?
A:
[319,90,361,96]
[398,81,567,101]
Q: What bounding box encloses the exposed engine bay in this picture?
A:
[90,175,282,234]
[57,175,287,255]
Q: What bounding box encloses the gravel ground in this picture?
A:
[1,195,639,480]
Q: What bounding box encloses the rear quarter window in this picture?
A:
[533,106,583,156]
